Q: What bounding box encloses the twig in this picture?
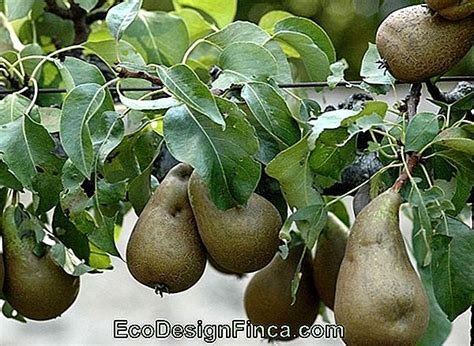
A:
[44,0,73,19]
[425,80,448,103]
[392,83,423,192]
[86,11,108,24]
[116,66,163,85]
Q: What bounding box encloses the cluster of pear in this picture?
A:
[126,163,283,294]
[0,207,80,321]
[376,3,473,82]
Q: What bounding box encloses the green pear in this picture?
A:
[376,5,474,82]
[127,163,206,294]
[0,252,4,291]
[244,246,319,341]
[312,213,349,310]
[334,190,429,345]
[188,172,281,273]
[3,206,80,321]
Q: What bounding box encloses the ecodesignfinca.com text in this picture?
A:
[113,319,344,342]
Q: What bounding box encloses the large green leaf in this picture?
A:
[172,0,237,28]
[173,8,213,42]
[75,0,99,12]
[405,112,440,152]
[5,0,34,20]
[273,31,330,83]
[361,43,395,85]
[0,161,23,190]
[106,0,143,41]
[164,98,261,210]
[124,10,189,65]
[84,40,146,68]
[431,217,474,321]
[156,64,224,126]
[0,115,63,190]
[274,16,336,63]
[60,83,106,178]
[259,10,293,33]
[241,82,300,163]
[434,127,474,156]
[0,94,31,125]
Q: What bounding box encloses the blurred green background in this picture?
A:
[144,0,473,80]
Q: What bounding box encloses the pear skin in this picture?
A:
[188,172,281,273]
[126,163,206,294]
[376,5,474,82]
[334,190,429,345]
[313,213,349,310]
[0,253,4,291]
[244,246,319,341]
[3,206,80,321]
[439,1,474,21]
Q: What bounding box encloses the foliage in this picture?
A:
[0,1,472,344]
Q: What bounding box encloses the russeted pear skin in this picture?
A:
[312,213,349,310]
[376,5,474,82]
[244,246,319,341]
[0,253,4,290]
[127,163,206,293]
[188,172,281,273]
[426,0,474,20]
[3,206,80,321]
[334,190,429,346]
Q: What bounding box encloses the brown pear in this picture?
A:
[312,213,349,310]
[426,0,474,20]
[244,246,320,341]
[188,172,281,273]
[376,5,474,82]
[334,190,429,345]
[0,253,4,290]
[126,163,207,294]
[3,206,80,321]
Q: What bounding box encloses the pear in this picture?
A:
[188,172,281,273]
[2,206,80,321]
[0,253,4,290]
[126,163,206,294]
[376,5,474,82]
[244,246,319,341]
[208,255,245,278]
[334,190,429,345]
[312,213,349,310]
[426,0,474,21]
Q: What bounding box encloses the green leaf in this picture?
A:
[164,98,261,209]
[106,0,143,41]
[435,150,474,184]
[266,135,324,210]
[360,43,395,85]
[0,93,31,125]
[74,0,99,12]
[84,40,146,68]
[60,83,106,178]
[157,64,224,126]
[50,243,94,276]
[20,44,43,78]
[259,10,293,34]
[291,203,328,249]
[119,92,181,111]
[273,31,330,83]
[2,301,26,323]
[0,115,63,190]
[431,217,474,321]
[93,111,125,166]
[434,127,474,155]
[5,0,34,20]
[241,82,300,163]
[213,42,278,89]
[0,161,23,190]
[124,10,189,65]
[128,165,155,215]
[173,8,213,42]
[172,0,237,28]
[327,59,348,89]
[405,112,440,152]
[274,16,336,63]
[88,215,121,257]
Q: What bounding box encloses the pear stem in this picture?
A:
[392,83,422,192]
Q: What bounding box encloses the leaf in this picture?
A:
[241,82,300,163]
[5,0,35,20]
[156,64,224,126]
[300,99,321,122]
[128,165,155,215]
[119,91,181,111]
[0,161,23,190]
[360,43,395,85]
[172,0,237,28]
[431,217,474,321]
[74,0,99,12]
[88,215,122,257]
[435,150,474,184]
[0,93,31,125]
[93,111,125,166]
[0,115,63,190]
[434,127,474,155]
[106,0,143,41]
[327,59,348,89]
[173,8,213,42]
[2,301,26,323]
[60,83,106,178]
[405,112,440,152]
[124,10,189,65]
[291,204,328,249]
[273,31,330,83]
[274,16,336,63]
[258,10,293,33]
[164,98,261,209]
[84,40,146,68]
[213,42,278,89]
[50,243,94,276]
